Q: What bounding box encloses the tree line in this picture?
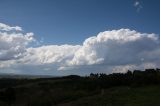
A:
[88,68,160,88]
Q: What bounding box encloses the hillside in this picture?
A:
[0,69,160,106]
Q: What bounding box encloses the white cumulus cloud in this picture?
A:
[60,29,160,72]
[0,23,22,31]
[0,23,160,75]
[0,23,35,69]
[21,45,80,65]
[0,32,35,61]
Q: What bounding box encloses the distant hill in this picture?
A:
[0,73,55,79]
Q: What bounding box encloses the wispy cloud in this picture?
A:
[134,1,143,12]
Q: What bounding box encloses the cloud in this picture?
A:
[0,23,35,70]
[134,1,143,12]
[62,29,159,67]
[21,45,80,65]
[0,23,22,31]
[134,1,140,7]
[0,32,35,61]
[0,23,160,75]
[22,29,160,74]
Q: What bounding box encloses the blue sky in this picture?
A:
[0,0,160,75]
[0,0,160,45]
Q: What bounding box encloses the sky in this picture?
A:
[0,0,160,75]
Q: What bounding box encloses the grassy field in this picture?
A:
[0,77,160,106]
[69,86,160,106]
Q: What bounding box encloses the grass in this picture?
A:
[1,78,160,106]
[70,86,160,106]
